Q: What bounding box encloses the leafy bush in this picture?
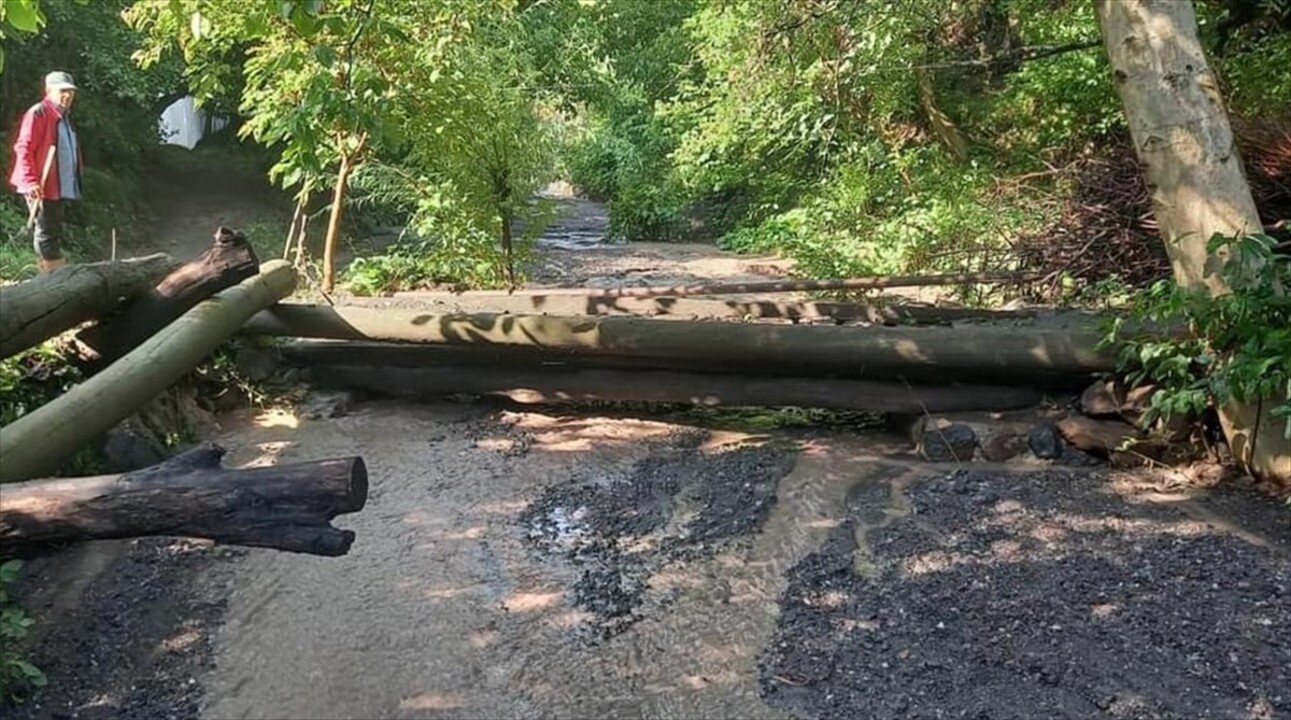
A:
[1104,233,1291,433]
[0,343,103,475]
[0,559,45,703]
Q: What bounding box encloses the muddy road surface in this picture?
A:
[11,401,1288,719]
[7,160,1291,720]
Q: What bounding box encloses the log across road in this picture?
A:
[244,304,1115,383]
[0,261,297,483]
[0,443,367,556]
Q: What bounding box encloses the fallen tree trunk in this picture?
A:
[0,254,178,360]
[392,271,1042,299]
[77,227,260,368]
[312,365,1045,413]
[367,293,1086,326]
[0,443,367,556]
[274,340,1093,391]
[244,305,1114,383]
[0,261,297,483]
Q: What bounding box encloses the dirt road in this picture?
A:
[7,154,1290,720]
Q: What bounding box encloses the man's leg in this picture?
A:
[31,199,66,272]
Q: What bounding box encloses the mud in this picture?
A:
[7,539,236,720]
[759,468,1291,720]
[522,441,797,637]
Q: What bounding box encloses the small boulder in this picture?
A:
[1056,415,1143,455]
[1056,445,1106,467]
[918,422,977,462]
[234,345,279,383]
[981,432,1028,462]
[1080,379,1126,417]
[301,390,353,420]
[103,421,166,472]
[1119,384,1157,425]
[1028,422,1064,459]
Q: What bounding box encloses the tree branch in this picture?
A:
[914,40,1101,71]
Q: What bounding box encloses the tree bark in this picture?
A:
[0,443,367,556]
[76,227,260,368]
[323,135,366,294]
[375,292,1086,326]
[242,305,1114,384]
[1095,0,1289,486]
[380,271,1041,299]
[0,261,297,483]
[0,254,178,360]
[310,364,1045,413]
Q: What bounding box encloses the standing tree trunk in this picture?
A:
[1094,0,1289,486]
[322,134,366,294]
[322,153,354,294]
[500,208,516,288]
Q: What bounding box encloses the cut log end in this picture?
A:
[0,442,368,557]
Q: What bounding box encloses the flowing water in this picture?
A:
[196,401,923,719]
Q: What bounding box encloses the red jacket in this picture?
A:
[8,98,83,200]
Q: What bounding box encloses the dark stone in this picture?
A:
[1028,422,1064,459]
[918,423,977,462]
[300,390,352,420]
[981,432,1027,462]
[103,422,166,473]
[234,346,279,383]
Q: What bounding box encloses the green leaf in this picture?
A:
[313,44,336,68]
[15,659,47,686]
[291,10,321,37]
[5,0,42,32]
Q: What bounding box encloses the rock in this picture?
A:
[1080,379,1126,417]
[1119,384,1157,424]
[234,345,279,383]
[301,390,353,420]
[981,432,1028,462]
[1028,422,1064,459]
[917,422,977,462]
[103,421,167,472]
[1056,446,1106,467]
[212,385,248,412]
[884,413,924,445]
[1056,415,1143,455]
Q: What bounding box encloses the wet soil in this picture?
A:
[522,439,797,638]
[6,155,1291,720]
[759,468,1291,720]
[7,540,237,720]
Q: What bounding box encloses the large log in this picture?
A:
[0,261,297,483]
[366,293,1089,326]
[311,364,1045,413]
[392,271,1041,299]
[0,443,367,556]
[77,227,260,368]
[0,254,178,360]
[273,340,1084,388]
[243,305,1115,384]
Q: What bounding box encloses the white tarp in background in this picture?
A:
[158,95,229,150]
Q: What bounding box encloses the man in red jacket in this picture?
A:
[8,71,84,273]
